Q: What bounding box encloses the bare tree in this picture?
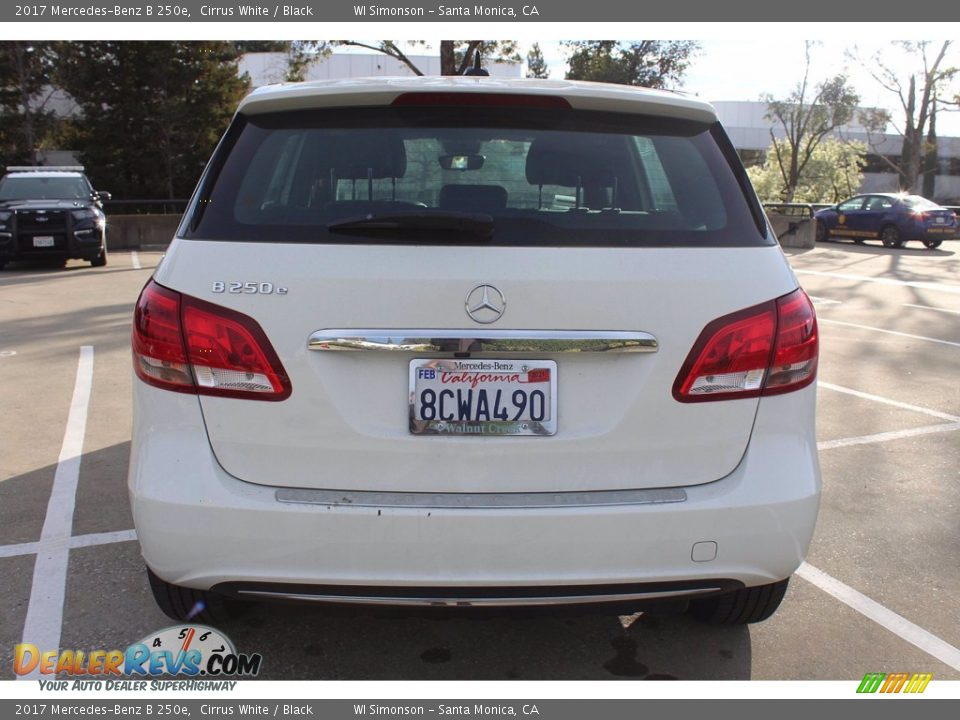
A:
[762,42,865,202]
[854,41,958,193]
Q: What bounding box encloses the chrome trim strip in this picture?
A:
[275,487,686,509]
[235,587,719,607]
[308,329,658,354]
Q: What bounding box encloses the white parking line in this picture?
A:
[0,529,138,559]
[820,382,960,422]
[903,303,960,316]
[797,562,960,672]
[819,318,960,349]
[130,251,142,270]
[69,529,137,549]
[818,422,960,450]
[795,269,960,295]
[0,540,39,559]
[18,346,93,680]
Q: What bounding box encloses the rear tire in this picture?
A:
[922,239,942,249]
[880,225,903,248]
[689,578,789,625]
[147,568,236,624]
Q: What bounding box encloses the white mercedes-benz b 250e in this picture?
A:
[128,76,820,626]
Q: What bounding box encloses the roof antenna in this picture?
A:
[463,50,489,76]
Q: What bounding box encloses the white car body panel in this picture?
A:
[153,240,798,493]
[130,381,819,590]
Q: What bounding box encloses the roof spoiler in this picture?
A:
[6,165,85,172]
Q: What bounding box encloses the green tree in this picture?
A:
[563,41,700,88]
[748,137,867,204]
[526,43,550,79]
[55,42,249,199]
[762,42,871,202]
[0,41,59,167]
[331,41,519,76]
[232,41,291,54]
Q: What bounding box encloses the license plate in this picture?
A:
[33,236,55,247]
[409,358,557,436]
[935,217,945,224]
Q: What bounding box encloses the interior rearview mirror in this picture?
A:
[439,154,485,171]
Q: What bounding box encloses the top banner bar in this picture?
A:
[5,0,960,22]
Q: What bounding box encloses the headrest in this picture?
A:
[322,133,407,179]
[525,136,616,187]
[438,184,508,213]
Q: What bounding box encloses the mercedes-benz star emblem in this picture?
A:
[465,284,506,324]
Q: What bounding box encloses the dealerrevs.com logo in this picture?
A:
[15,625,262,688]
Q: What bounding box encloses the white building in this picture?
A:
[238,51,523,86]
[713,100,960,203]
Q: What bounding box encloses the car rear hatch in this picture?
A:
[152,84,802,494]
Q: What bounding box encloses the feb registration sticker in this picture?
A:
[409,358,557,436]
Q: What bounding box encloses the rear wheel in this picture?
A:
[922,239,942,249]
[689,578,789,625]
[147,568,236,624]
[880,225,903,248]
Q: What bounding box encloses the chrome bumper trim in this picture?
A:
[307,329,658,354]
[275,487,686,509]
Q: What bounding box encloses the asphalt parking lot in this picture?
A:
[1,241,959,681]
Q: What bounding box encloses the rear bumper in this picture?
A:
[0,228,104,261]
[129,381,820,597]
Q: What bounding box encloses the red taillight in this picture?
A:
[132,280,291,401]
[132,281,192,393]
[673,289,818,403]
[391,92,571,109]
[764,289,819,395]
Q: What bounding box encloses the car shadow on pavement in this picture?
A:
[219,600,753,679]
[0,262,147,288]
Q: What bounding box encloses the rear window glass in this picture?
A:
[183,106,769,247]
[901,195,940,210]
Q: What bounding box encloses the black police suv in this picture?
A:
[0,166,111,269]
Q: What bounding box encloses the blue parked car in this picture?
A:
[814,193,957,249]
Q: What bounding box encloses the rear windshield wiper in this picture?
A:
[327,210,494,238]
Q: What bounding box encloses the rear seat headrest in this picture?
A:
[322,133,407,179]
[525,136,616,187]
